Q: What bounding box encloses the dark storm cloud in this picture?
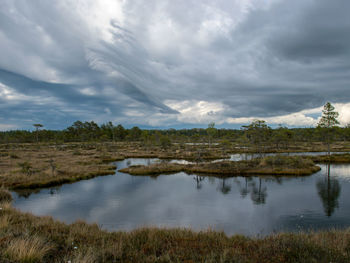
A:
[0,68,176,127]
[270,1,350,61]
[221,0,350,116]
[0,0,350,128]
[0,0,177,129]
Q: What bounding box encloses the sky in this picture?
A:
[0,0,350,130]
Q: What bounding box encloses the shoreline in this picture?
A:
[120,156,321,177]
[0,196,349,262]
[1,141,349,190]
[1,142,350,262]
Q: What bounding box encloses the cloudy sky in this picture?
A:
[1,0,350,130]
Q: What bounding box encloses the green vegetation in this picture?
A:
[242,120,272,155]
[33,123,43,143]
[120,156,321,176]
[1,111,350,156]
[318,102,340,156]
[206,122,217,148]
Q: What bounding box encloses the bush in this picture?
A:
[160,136,171,149]
[18,161,33,176]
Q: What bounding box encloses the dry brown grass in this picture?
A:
[310,153,350,163]
[4,235,54,263]
[0,203,349,262]
[0,213,11,229]
[1,142,350,262]
[1,142,349,190]
[0,188,12,202]
[0,142,231,190]
[63,249,97,263]
[120,156,321,177]
[0,143,122,189]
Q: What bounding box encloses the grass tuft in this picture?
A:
[4,235,54,263]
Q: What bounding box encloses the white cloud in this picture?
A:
[0,82,63,106]
[165,100,227,124]
[334,103,350,126]
[120,101,350,128]
[227,102,350,127]
[80,87,97,96]
[124,110,146,117]
[60,0,125,43]
[0,124,17,131]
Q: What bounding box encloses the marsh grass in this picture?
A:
[0,143,121,190]
[0,142,229,190]
[121,156,321,176]
[0,188,12,202]
[4,235,54,263]
[0,203,349,262]
[1,142,350,261]
[1,142,349,190]
[310,153,350,163]
[0,213,11,229]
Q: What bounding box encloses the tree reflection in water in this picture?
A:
[234,177,268,204]
[250,178,267,204]
[217,178,231,194]
[239,177,251,198]
[317,163,341,217]
[194,175,205,190]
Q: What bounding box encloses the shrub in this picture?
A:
[18,161,33,176]
[160,136,171,149]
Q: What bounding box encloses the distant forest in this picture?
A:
[1,120,350,146]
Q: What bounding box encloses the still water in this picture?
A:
[12,158,350,236]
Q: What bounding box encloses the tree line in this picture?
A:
[1,120,349,145]
[0,103,347,146]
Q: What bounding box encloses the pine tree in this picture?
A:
[318,102,339,155]
[33,123,43,143]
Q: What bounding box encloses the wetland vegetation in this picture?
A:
[1,116,350,262]
[2,193,350,262]
[120,155,321,176]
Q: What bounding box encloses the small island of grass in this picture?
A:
[120,155,321,177]
[310,153,350,163]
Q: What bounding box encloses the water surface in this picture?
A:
[12,157,350,236]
